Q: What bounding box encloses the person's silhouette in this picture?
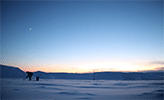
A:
[23,71,33,81]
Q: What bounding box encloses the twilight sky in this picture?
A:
[1,1,163,73]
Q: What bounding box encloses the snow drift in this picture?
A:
[1,78,163,100]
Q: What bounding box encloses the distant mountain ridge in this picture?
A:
[33,71,164,80]
[0,65,163,80]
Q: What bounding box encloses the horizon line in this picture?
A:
[1,64,163,74]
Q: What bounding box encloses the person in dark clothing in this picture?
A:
[23,71,33,81]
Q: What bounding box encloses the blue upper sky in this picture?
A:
[1,1,163,73]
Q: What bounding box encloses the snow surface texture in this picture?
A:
[1,78,163,100]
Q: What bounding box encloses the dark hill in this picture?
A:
[0,65,26,78]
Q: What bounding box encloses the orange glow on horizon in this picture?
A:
[2,60,163,73]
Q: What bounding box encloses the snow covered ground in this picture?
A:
[1,78,163,100]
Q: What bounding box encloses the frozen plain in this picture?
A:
[1,78,163,100]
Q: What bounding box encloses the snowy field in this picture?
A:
[1,78,163,100]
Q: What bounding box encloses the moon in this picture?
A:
[29,28,32,30]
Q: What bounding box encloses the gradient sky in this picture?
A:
[1,1,163,73]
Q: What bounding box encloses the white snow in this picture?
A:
[1,78,163,100]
